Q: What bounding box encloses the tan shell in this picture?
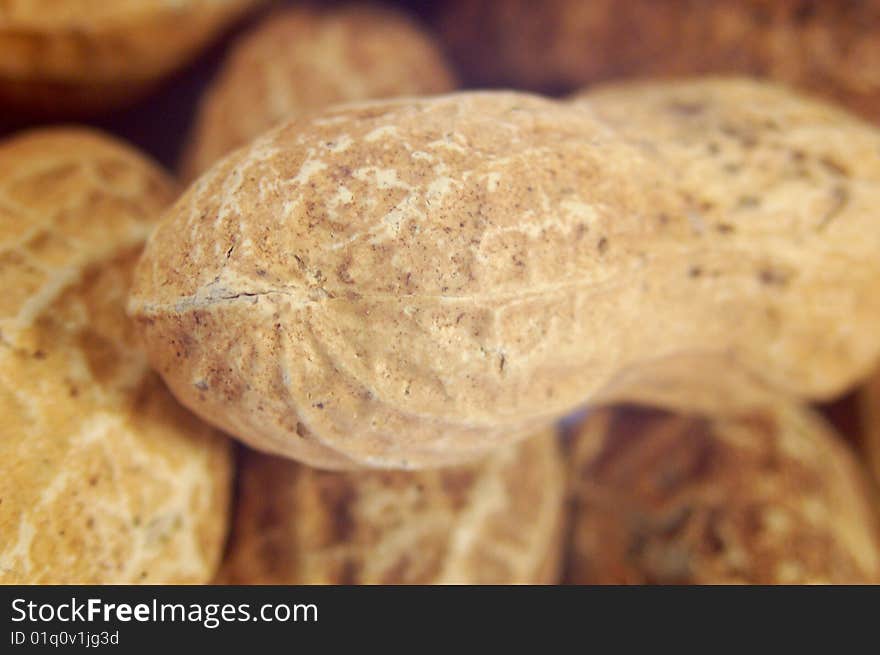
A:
[182,4,457,179]
[220,428,564,584]
[0,128,232,584]
[130,87,880,468]
[0,0,261,114]
[130,92,680,468]
[438,0,880,122]
[567,398,880,584]
[577,77,880,399]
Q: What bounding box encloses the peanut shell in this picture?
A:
[438,0,880,122]
[130,87,880,468]
[568,397,880,584]
[0,129,232,583]
[182,4,456,178]
[220,429,565,584]
[0,0,261,114]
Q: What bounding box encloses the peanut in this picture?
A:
[130,85,880,468]
[438,0,880,122]
[0,128,231,583]
[0,0,261,114]
[182,4,457,179]
[220,429,564,584]
[568,385,880,584]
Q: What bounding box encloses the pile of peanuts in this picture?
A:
[2,0,879,585]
